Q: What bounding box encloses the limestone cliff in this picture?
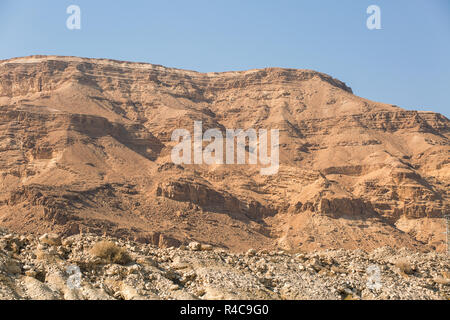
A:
[0,55,448,252]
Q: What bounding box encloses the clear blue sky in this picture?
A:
[0,0,449,117]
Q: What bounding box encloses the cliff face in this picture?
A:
[0,55,448,252]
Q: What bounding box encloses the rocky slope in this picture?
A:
[0,55,448,253]
[0,230,448,300]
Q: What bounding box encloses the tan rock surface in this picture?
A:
[0,231,448,300]
[0,55,448,253]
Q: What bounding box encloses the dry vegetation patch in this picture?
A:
[395,258,415,275]
[90,241,132,265]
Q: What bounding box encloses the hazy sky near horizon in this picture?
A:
[0,0,449,117]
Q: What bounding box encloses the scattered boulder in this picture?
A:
[39,233,62,247]
[201,244,213,251]
[188,242,201,251]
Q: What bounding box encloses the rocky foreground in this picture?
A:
[0,229,448,300]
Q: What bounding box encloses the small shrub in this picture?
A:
[90,241,131,265]
[395,259,414,275]
[35,249,62,263]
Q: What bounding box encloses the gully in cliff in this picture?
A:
[171,121,279,175]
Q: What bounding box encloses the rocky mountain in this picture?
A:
[0,55,448,253]
[0,230,449,300]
